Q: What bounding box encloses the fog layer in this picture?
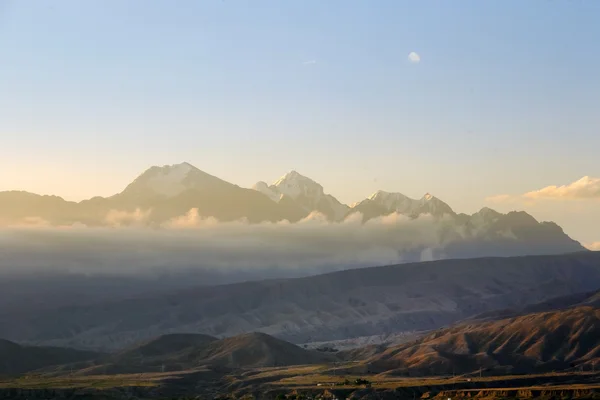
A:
[0,210,445,278]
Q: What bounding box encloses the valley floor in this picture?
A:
[1,367,600,399]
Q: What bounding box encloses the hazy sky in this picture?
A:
[1,1,599,244]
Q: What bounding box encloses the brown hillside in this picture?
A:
[198,332,333,368]
[368,305,600,376]
[80,332,333,375]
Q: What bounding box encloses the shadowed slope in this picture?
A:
[1,252,599,350]
[0,339,102,376]
[78,333,332,375]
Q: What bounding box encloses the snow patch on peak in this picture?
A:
[123,162,232,199]
[253,171,348,220]
[368,190,390,200]
[274,170,322,189]
[418,193,454,216]
[272,170,325,201]
[275,170,302,182]
[368,190,410,202]
[362,190,454,217]
[367,191,417,213]
[136,162,195,197]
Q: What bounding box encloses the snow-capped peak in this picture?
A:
[254,170,325,203]
[274,170,302,185]
[122,162,229,198]
[129,163,196,197]
[368,190,410,202]
[253,171,348,220]
[261,170,335,205]
[273,170,324,196]
[367,191,418,214]
[358,190,454,217]
[417,193,454,216]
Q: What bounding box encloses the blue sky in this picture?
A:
[1,0,599,243]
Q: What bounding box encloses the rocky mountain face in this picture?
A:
[2,252,599,351]
[0,162,587,258]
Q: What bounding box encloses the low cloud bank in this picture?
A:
[0,210,446,277]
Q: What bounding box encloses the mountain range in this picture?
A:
[0,162,586,259]
[2,252,599,351]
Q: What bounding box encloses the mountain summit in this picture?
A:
[253,170,348,221]
[119,162,232,200]
[350,190,455,220]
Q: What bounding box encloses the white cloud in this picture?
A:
[408,52,421,63]
[105,208,151,227]
[302,60,317,65]
[524,176,600,200]
[586,242,600,251]
[486,176,600,206]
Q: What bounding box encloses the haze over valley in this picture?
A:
[1,1,600,398]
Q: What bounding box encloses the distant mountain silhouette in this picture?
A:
[0,162,586,259]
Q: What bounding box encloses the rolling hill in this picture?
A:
[0,339,102,376]
[71,332,332,375]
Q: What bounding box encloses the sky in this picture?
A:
[1,0,599,245]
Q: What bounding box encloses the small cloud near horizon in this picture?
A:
[408,52,421,63]
[302,60,317,65]
[585,242,600,251]
[486,176,600,205]
[524,176,600,200]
